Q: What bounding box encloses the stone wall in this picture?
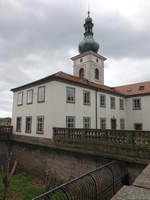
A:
[0,141,8,169]
[9,141,110,181]
[0,137,146,184]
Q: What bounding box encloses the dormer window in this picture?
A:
[139,85,144,90]
[127,89,132,92]
[79,68,84,79]
[95,68,99,80]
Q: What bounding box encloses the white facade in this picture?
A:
[11,81,121,138]
[11,14,150,139]
[11,73,150,139]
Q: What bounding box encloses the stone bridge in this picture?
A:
[0,126,150,199]
[53,127,150,165]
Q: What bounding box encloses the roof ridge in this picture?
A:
[114,80,150,88]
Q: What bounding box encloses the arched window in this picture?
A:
[95,68,99,80]
[79,68,84,79]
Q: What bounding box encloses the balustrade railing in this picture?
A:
[0,126,13,135]
[33,161,128,200]
[53,127,150,147]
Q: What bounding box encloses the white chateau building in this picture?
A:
[11,13,150,139]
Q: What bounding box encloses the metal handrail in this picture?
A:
[33,161,128,200]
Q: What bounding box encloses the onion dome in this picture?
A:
[79,11,99,54]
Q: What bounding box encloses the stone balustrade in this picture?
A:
[0,126,13,138]
[53,127,150,148]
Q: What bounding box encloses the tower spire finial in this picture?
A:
[78,7,99,54]
[88,0,90,17]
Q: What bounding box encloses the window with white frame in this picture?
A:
[119,98,124,110]
[66,116,75,128]
[133,98,141,110]
[25,117,32,133]
[16,117,22,132]
[120,119,125,130]
[38,86,45,103]
[66,87,75,103]
[83,90,90,105]
[100,95,106,107]
[36,116,44,134]
[83,117,91,129]
[110,97,115,109]
[26,89,33,104]
[17,92,23,106]
[100,118,106,129]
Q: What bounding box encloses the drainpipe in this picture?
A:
[95,90,98,129]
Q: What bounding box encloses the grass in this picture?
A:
[0,173,45,200]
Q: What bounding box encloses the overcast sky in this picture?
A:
[1,0,150,117]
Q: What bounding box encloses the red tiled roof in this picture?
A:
[11,71,119,95]
[114,81,150,96]
[11,71,150,97]
[55,71,114,92]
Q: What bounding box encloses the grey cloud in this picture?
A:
[0,0,150,116]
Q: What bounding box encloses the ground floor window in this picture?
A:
[100,118,106,129]
[36,116,44,134]
[25,116,32,133]
[134,123,143,131]
[120,119,125,130]
[16,117,22,132]
[111,118,117,130]
[83,117,91,129]
[66,116,75,128]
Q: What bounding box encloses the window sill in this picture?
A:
[100,105,106,108]
[25,131,31,134]
[26,103,33,105]
[36,132,44,135]
[66,101,75,104]
[83,103,91,106]
[37,101,45,103]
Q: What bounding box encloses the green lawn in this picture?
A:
[0,173,45,200]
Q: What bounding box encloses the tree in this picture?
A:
[43,169,57,192]
[1,152,17,200]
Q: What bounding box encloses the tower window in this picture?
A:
[96,58,99,63]
[80,58,83,62]
[95,68,99,80]
[79,68,84,79]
